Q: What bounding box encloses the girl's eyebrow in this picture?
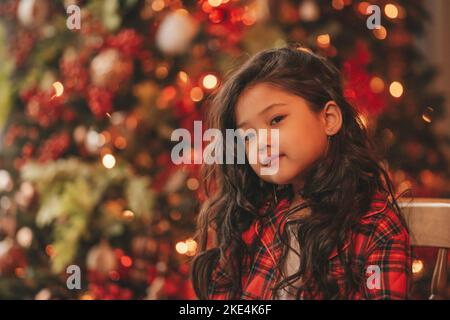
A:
[237,103,286,128]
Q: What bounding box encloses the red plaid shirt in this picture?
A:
[208,192,411,300]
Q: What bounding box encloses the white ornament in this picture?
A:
[90,48,133,90]
[35,288,52,300]
[16,227,33,248]
[0,170,12,192]
[86,240,118,275]
[17,0,49,27]
[156,11,199,55]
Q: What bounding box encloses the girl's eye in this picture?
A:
[270,115,285,126]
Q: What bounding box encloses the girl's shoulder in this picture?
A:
[351,192,410,253]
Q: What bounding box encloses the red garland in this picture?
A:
[37,131,71,163]
[87,87,114,119]
[22,88,66,128]
[105,29,144,58]
[342,42,387,116]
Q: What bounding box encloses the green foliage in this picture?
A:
[21,158,154,273]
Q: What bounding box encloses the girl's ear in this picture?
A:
[321,101,343,136]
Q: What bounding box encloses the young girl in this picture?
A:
[191,45,411,300]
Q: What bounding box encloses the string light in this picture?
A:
[208,0,222,7]
[186,238,198,256]
[422,107,434,123]
[370,76,385,93]
[202,74,218,90]
[175,238,198,256]
[412,259,424,274]
[151,0,165,12]
[373,26,387,40]
[122,209,135,220]
[358,2,371,15]
[190,87,204,102]
[114,136,127,149]
[389,81,404,98]
[332,0,345,10]
[186,178,199,191]
[102,154,116,169]
[316,34,331,48]
[384,4,399,19]
[155,64,169,79]
[178,71,189,83]
[52,81,64,98]
[176,241,188,254]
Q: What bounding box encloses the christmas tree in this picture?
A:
[0,0,448,299]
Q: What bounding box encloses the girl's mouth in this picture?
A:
[260,154,286,166]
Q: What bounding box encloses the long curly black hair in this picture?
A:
[191,45,404,299]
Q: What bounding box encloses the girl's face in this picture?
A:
[235,82,337,186]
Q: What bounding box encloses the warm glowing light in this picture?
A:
[190,87,204,102]
[412,259,424,274]
[100,131,110,144]
[373,26,387,40]
[332,0,345,10]
[186,238,198,256]
[52,81,64,97]
[151,0,165,12]
[202,74,218,89]
[186,178,199,190]
[422,115,431,123]
[317,34,331,48]
[114,136,127,149]
[384,4,399,19]
[45,245,54,257]
[176,241,188,254]
[358,2,371,15]
[120,255,133,268]
[178,71,189,83]
[208,0,222,7]
[15,267,25,278]
[122,209,135,220]
[80,294,94,300]
[155,65,169,79]
[422,107,434,123]
[389,81,404,98]
[370,77,385,93]
[102,154,116,169]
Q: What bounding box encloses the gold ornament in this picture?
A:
[86,240,118,275]
[90,49,134,91]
